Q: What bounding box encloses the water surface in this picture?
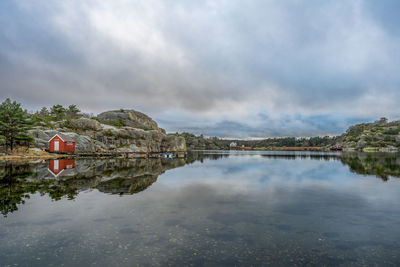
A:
[1,151,400,266]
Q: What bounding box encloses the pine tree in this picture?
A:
[66,104,80,119]
[50,104,66,120]
[38,107,49,118]
[0,99,33,152]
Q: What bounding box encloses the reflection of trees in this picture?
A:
[97,175,158,195]
[186,151,229,164]
[95,159,186,195]
[340,153,400,181]
[0,158,187,216]
[0,163,35,217]
[187,151,341,163]
[260,154,339,161]
[0,162,79,217]
[3,152,400,216]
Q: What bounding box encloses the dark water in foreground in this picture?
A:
[1,151,400,266]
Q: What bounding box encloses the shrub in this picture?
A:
[116,132,134,139]
[102,130,115,136]
[383,128,399,135]
[112,118,124,127]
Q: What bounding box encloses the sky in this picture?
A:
[1,0,400,137]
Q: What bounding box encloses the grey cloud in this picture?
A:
[0,0,399,136]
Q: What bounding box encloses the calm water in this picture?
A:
[1,151,400,266]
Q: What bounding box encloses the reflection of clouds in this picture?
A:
[2,155,400,265]
[160,155,357,190]
[157,155,400,209]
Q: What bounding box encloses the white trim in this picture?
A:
[48,133,75,143]
[48,134,65,142]
[47,168,65,178]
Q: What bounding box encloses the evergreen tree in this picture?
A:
[38,107,49,118]
[0,99,32,152]
[50,104,66,120]
[66,104,80,118]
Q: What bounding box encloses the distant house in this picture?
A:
[48,133,76,153]
[229,141,252,151]
[48,159,75,177]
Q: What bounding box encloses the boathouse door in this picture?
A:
[54,141,59,151]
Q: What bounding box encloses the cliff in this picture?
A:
[28,109,186,153]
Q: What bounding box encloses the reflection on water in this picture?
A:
[0,151,400,266]
[340,152,400,180]
[0,158,187,217]
[48,159,76,177]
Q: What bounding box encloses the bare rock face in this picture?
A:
[68,118,103,131]
[94,128,186,153]
[97,110,165,133]
[28,109,186,153]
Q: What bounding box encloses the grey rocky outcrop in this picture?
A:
[28,110,186,153]
[97,110,165,133]
[68,118,103,131]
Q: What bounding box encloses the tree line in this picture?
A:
[175,132,338,150]
[0,99,84,152]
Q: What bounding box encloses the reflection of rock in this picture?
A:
[49,158,187,195]
[4,152,400,218]
[0,158,188,216]
[340,153,400,180]
[93,158,186,194]
[97,175,158,194]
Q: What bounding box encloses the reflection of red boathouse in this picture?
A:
[48,159,75,177]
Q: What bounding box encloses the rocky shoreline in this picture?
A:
[27,109,186,154]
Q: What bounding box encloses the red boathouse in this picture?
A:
[48,133,76,153]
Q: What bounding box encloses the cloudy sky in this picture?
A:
[1,0,399,137]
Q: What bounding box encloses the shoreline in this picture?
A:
[0,153,72,161]
[1,148,398,161]
[0,151,187,161]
